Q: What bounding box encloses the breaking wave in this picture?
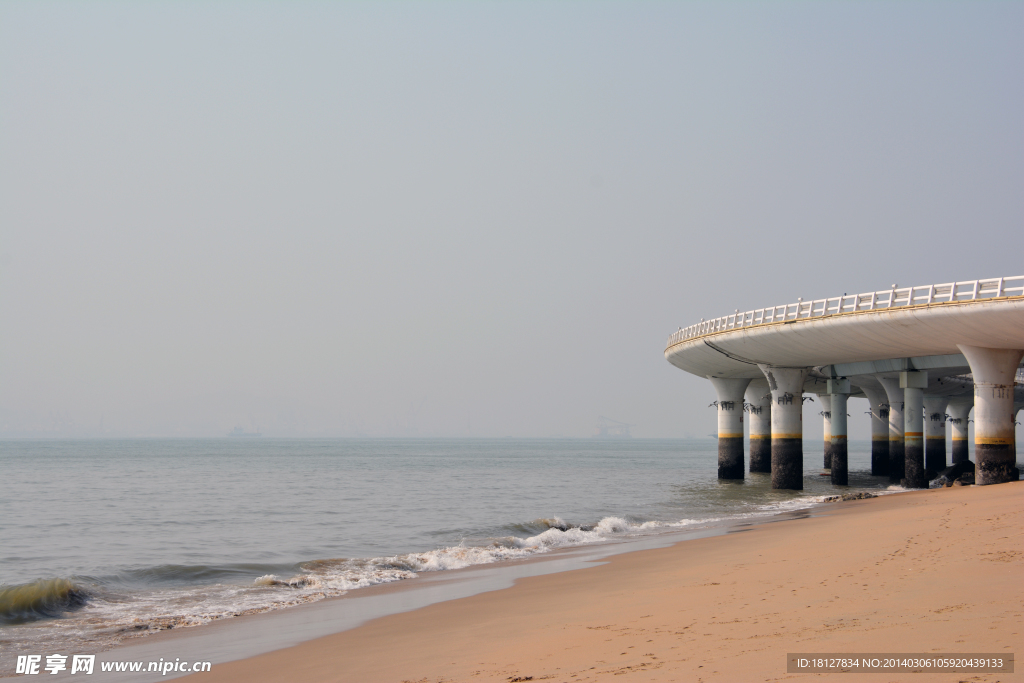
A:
[253,515,664,594]
[0,579,89,625]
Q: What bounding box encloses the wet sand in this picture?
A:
[182,482,1023,682]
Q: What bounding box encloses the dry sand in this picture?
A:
[182,482,1023,682]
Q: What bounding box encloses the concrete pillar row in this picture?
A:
[957,345,1024,485]
[946,400,973,464]
[758,365,809,491]
[860,383,890,477]
[828,379,851,486]
[708,377,752,480]
[923,396,950,472]
[901,371,927,489]
[744,380,772,473]
[818,395,833,469]
[878,377,906,484]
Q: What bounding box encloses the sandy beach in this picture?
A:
[177,481,1022,683]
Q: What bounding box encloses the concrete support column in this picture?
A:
[709,377,752,480]
[818,395,832,469]
[828,379,850,486]
[947,400,973,464]
[860,383,889,477]
[758,365,810,490]
[901,371,927,489]
[923,396,950,472]
[1016,404,1023,458]
[957,345,1024,485]
[1016,404,1022,459]
[745,380,772,473]
[879,377,905,484]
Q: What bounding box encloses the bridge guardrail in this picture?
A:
[667,276,1024,349]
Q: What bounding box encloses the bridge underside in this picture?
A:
[665,299,1024,399]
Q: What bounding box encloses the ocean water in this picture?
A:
[1,438,897,667]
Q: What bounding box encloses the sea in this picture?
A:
[1,437,902,672]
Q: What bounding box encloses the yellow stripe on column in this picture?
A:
[975,436,1015,445]
[771,433,803,439]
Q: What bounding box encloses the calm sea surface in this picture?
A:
[1,438,897,664]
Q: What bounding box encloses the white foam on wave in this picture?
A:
[664,516,725,527]
[756,495,830,512]
[11,514,664,660]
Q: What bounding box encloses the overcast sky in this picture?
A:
[1,1,1021,439]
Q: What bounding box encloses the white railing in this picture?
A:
[666,276,1024,348]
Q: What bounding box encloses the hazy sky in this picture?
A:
[1,1,1021,438]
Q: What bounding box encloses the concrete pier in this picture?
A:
[947,400,972,464]
[879,377,906,484]
[860,382,890,477]
[758,365,809,491]
[828,379,850,486]
[744,380,772,473]
[709,377,752,480]
[923,396,950,471]
[664,276,1024,492]
[901,371,927,488]
[958,345,1024,485]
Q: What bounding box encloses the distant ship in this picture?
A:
[228,426,262,437]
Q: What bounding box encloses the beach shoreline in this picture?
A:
[80,509,755,681]
[163,481,1022,682]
